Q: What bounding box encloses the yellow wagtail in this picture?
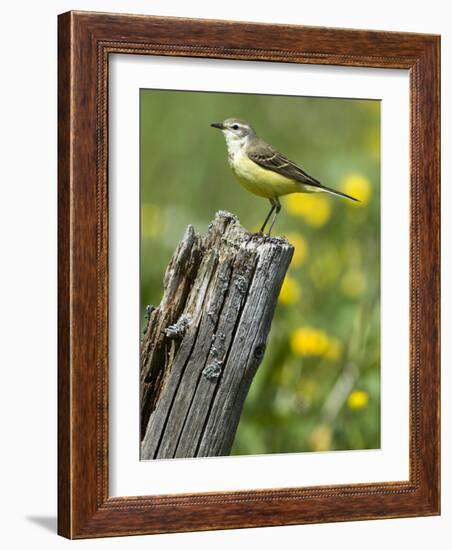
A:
[211,118,359,235]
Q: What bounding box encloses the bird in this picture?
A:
[210,118,359,235]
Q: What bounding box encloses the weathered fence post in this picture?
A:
[140,211,293,459]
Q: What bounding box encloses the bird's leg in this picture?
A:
[259,199,276,234]
[266,198,281,236]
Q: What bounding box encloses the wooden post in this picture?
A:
[140,211,293,459]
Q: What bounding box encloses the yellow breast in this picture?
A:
[230,153,303,199]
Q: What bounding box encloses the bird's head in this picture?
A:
[210,118,256,148]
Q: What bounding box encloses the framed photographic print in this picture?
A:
[58,11,440,538]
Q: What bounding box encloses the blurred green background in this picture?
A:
[140,89,380,455]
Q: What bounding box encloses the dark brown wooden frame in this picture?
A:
[58,10,440,539]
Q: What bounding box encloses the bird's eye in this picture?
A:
[232,124,239,130]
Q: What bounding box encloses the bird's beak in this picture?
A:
[210,122,224,130]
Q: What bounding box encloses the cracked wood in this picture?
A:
[140,211,293,459]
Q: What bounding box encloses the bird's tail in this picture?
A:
[313,183,360,202]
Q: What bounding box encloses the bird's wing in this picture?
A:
[247,139,359,202]
[247,139,323,187]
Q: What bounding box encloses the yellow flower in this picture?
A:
[309,424,332,452]
[347,390,369,410]
[141,203,161,239]
[341,173,372,206]
[286,194,332,227]
[290,327,329,357]
[279,275,301,305]
[286,193,306,217]
[285,232,308,267]
[303,196,331,227]
[341,269,367,298]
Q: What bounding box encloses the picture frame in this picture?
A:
[58,10,440,538]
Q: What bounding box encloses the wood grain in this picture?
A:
[57,11,71,538]
[58,10,440,539]
[140,212,293,459]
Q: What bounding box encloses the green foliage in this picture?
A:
[141,89,381,455]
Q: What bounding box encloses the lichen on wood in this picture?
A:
[140,211,293,459]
